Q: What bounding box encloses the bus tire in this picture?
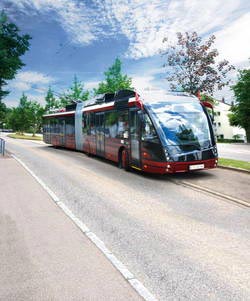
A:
[120,149,130,171]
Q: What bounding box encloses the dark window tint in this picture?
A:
[65,116,75,135]
[141,112,164,161]
[82,113,89,135]
[90,113,95,135]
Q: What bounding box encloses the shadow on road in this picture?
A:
[42,145,217,181]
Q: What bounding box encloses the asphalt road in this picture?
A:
[217,143,250,161]
[4,137,250,301]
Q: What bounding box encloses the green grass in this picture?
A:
[7,133,42,141]
[219,158,250,171]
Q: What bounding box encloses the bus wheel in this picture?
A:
[120,149,130,171]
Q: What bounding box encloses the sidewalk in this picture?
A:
[0,156,142,301]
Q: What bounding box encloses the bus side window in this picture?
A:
[43,120,47,133]
[59,118,64,134]
[50,118,55,134]
[90,113,95,135]
[65,116,75,135]
[105,111,118,138]
[142,113,159,142]
[117,110,128,139]
[82,113,89,135]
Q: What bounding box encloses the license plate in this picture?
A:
[189,164,205,170]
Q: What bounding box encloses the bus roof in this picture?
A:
[140,91,198,105]
[43,90,199,118]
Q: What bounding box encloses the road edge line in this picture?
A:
[12,154,158,301]
[178,180,250,208]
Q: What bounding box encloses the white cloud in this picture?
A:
[215,13,250,64]
[84,80,99,90]
[1,0,249,61]
[27,94,46,104]
[16,71,54,85]
[9,71,55,92]
[4,93,46,108]
[106,0,242,59]
[10,81,31,91]
[131,67,168,93]
[132,75,155,92]
[1,0,108,45]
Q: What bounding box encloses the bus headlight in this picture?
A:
[213,146,218,156]
[164,148,173,161]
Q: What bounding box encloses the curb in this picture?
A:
[11,154,158,301]
[218,165,250,174]
[177,180,250,208]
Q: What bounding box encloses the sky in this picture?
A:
[1,0,250,107]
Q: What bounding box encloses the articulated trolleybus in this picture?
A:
[43,90,218,174]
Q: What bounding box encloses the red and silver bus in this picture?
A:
[43,89,218,174]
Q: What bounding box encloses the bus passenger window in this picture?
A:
[65,116,75,135]
[105,111,118,138]
[82,113,89,134]
[90,113,95,135]
[117,111,128,139]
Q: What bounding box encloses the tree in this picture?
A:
[162,32,234,95]
[45,87,60,113]
[94,58,132,94]
[28,100,44,136]
[0,101,7,128]
[229,68,250,142]
[7,93,44,135]
[0,11,31,101]
[60,75,89,106]
[8,93,30,133]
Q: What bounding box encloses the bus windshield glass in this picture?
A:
[149,99,212,149]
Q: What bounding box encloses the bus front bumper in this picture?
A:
[141,158,218,174]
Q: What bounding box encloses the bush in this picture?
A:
[217,138,244,143]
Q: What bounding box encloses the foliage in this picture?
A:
[229,68,250,142]
[7,93,44,135]
[28,100,44,136]
[94,58,132,95]
[0,101,8,127]
[45,87,60,113]
[232,134,241,140]
[59,75,89,106]
[7,94,29,133]
[162,32,234,95]
[0,11,31,100]
[217,138,244,143]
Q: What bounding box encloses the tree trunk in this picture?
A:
[245,127,250,143]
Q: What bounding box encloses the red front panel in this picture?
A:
[141,158,217,174]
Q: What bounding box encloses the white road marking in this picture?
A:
[12,154,158,301]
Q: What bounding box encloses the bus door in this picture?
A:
[96,112,105,157]
[129,109,141,168]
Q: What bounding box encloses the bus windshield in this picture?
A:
[149,99,212,149]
